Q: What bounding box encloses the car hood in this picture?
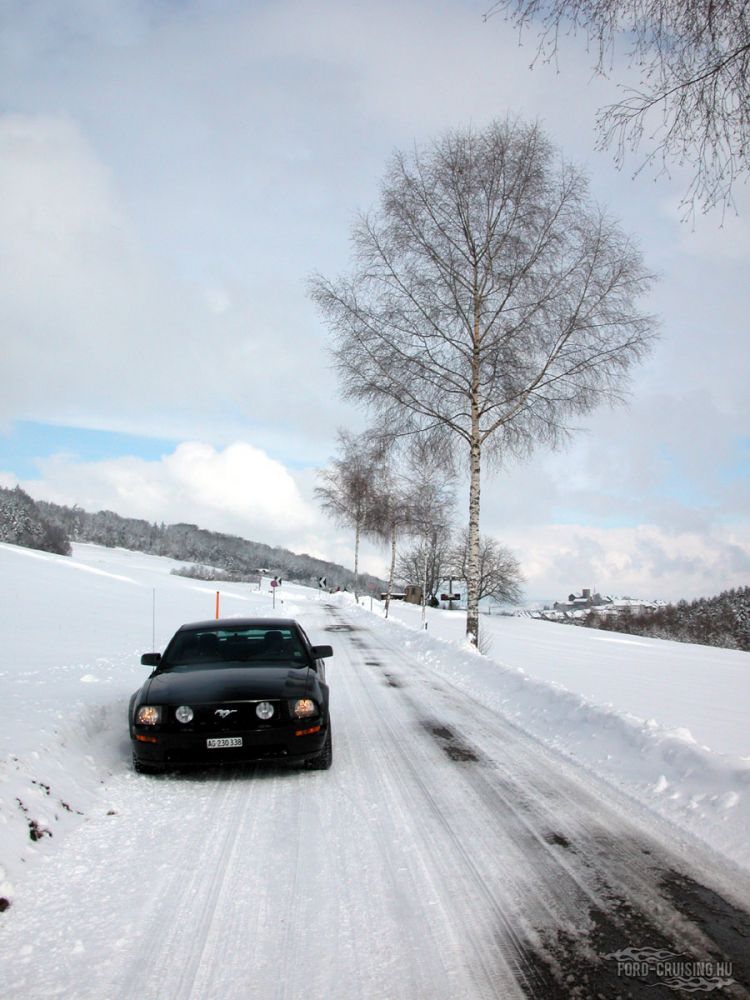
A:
[144,665,313,704]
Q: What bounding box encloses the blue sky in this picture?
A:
[0,0,748,600]
[0,423,181,479]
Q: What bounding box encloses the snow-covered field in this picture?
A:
[1,541,749,999]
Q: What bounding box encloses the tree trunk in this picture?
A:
[466,280,482,647]
[384,522,397,620]
[466,436,481,645]
[353,519,361,602]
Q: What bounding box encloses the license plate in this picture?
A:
[206,737,243,749]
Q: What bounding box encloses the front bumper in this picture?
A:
[131,721,328,768]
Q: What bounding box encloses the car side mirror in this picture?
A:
[311,644,333,660]
[141,652,162,667]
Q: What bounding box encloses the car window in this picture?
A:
[164,627,309,668]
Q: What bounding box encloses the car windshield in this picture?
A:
[163,626,309,669]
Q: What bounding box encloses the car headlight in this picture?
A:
[136,705,162,726]
[256,702,274,720]
[175,705,194,724]
[291,698,317,719]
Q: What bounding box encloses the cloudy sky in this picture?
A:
[1,0,748,601]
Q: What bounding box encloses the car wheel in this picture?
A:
[132,753,163,775]
[305,726,332,770]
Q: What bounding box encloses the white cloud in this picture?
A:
[503,523,750,602]
[11,441,315,546]
[163,441,312,531]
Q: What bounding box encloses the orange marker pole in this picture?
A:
[215,590,221,619]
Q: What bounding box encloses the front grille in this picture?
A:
[172,701,285,731]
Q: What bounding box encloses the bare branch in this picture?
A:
[486,1,750,215]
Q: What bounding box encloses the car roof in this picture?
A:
[175,617,301,632]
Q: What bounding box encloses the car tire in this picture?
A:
[304,726,332,770]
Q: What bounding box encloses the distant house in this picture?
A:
[600,597,662,616]
[550,589,661,619]
[395,580,465,608]
[553,588,607,612]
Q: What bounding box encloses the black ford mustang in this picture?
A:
[129,617,332,773]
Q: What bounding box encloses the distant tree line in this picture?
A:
[0,486,71,556]
[0,486,382,592]
[580,588,750,651]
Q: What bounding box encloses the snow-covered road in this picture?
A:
[1,594,748,999]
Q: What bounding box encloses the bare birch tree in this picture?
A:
[315,430,379,600]
[310,118,656,646]
[486,0,750,215]
[362,435,417,620]
[396,436,456,626]
[451,528,524,606]
[397,525,454,602]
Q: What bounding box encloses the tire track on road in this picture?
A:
[328,610,531,998]
[344,606,750,998]
[113,770,263,1000]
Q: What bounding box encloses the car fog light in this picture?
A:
[175,705,194,724]
[256,701,274,720]
[292,698,316,719]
